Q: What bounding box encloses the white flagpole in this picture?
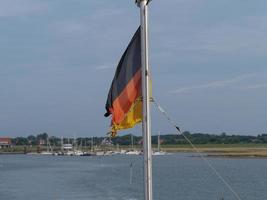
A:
[136,1,153,200]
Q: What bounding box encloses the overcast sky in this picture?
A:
[1,0,267,137]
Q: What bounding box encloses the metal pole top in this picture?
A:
[135,0,151,7]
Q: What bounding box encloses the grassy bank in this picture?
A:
[115,143,267,157]
[159,143,267,158]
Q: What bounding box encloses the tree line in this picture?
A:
[10,132,267,146]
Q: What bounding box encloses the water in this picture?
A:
[0,154,267,200]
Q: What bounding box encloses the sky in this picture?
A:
[0,0,267,137]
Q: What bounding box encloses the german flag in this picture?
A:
[105,27,142,133]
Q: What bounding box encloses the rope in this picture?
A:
[152,99,242,200]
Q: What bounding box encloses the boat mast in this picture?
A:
[46,137,49,152]
[131,133,134,151]
[61,136,64,152]
[91,137,94,152]
[158,132,160,152]
[73,134,76,152]
[136,1,153,200]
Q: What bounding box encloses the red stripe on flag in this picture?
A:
[110,69,141,124]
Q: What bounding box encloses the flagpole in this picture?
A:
[136,1,153,200]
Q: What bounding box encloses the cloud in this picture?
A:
[95,65,114,70]
[0,0,48,17]
[59,21,89,34]
[152,4,267,61]
[243,83,267,89]
[171,73,255,94]
[195,16,267,55]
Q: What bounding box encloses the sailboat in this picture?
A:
[40,137,53,155]
[64,136,83,156]
[126,134,141,155]
[73,135,84,156]
[81,137,95,156]
[153,132,167,156]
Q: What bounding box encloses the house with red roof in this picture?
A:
[0,137,12,148]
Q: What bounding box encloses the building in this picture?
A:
[38,139,45,145]
[63,143,73,151]
[0,137,12,149]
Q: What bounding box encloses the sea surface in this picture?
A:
[0,153,266,200]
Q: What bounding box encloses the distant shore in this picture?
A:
[2,143,267,158]
[0,152,25,155]
[161,144,267,158]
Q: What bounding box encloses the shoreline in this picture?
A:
[162,146,267,158]
[2,146,267,158]
[0,152,25,155]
